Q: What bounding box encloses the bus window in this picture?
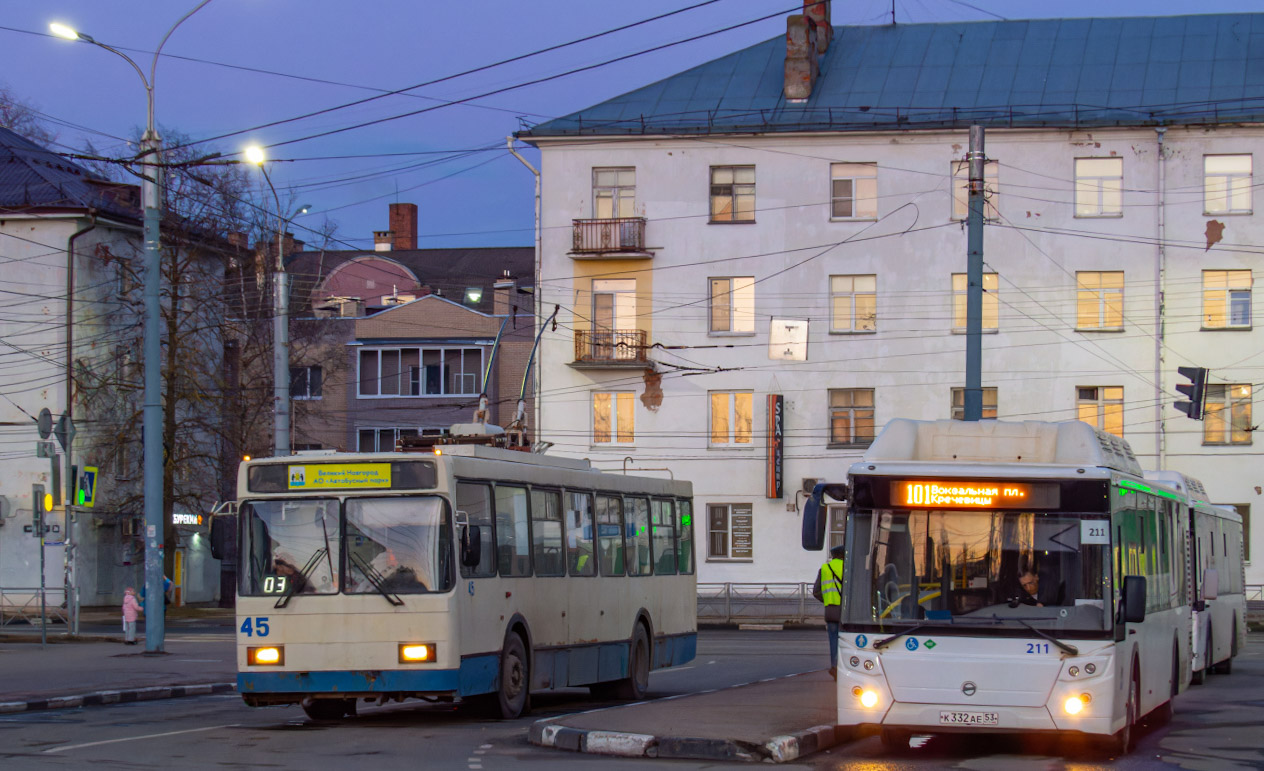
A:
[457,482,496,578]
[566,492,596,576]
[495,485,531,577]
[239,498,340,596]
[531,489,564,576]
[651,500,677,575]
[345,497,450,594]
[677,499,695,575]
[626,497,651,576]
[596,494,625,576]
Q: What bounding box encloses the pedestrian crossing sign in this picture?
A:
[78,466,98,508]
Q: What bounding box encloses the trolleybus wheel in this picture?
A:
[1213,626,1236,674]
[495,633,530,719]
[615,624,651,700]
[302,697,355,721]
[1100,672,1137,757]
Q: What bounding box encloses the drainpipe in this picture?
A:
[506,137,542,440]
[1155,127,1167,470]
[66,212,98,635]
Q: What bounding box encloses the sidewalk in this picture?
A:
[529,670,847,763]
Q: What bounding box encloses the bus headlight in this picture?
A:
[851,686,880,709]
[399,643,436,663]
[1064,694,1090,715]
[248,646,284,665]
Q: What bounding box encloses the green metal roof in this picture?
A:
[522,14,1264,137]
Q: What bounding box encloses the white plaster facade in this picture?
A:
[528,125,1263,586]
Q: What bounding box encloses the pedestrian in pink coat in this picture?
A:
[122,587,142,645]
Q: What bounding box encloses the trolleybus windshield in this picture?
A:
[845,507,1112,635]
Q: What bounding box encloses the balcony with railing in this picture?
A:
[570,217,649,257]
[573,329,649,367]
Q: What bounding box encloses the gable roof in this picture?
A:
[0,126,140,220]
[521,13,1264,138]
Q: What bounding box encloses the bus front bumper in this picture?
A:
[842,702,1115,736]
[239,668,461,703]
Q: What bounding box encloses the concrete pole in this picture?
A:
[964,125,986,421]
[1154,127,1168,469]
[141,128,166,652]
[274,228,290,457]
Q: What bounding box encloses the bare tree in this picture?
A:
[0,82,58,146]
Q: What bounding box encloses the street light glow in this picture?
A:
[245,145,266,165]
[49,22,81,40]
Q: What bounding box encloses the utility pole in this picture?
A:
[964,125,987,421]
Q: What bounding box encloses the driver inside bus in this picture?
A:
[1017,567,1065,607]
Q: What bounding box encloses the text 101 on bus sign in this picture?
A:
[892,480,1060,509]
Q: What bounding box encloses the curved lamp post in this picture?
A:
[245,145,310,457]
[51,1,215,654]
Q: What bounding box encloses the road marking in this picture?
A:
[42,723,240,754]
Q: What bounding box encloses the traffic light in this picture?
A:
[32,483,45,538]
[1175,366,1208,420]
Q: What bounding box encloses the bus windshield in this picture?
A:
[345,497,452,594]
[240,498,340,596]
[844,508,1112,634]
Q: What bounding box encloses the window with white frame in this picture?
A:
[710,165,755,222]
[1204,155,1252,215]
[1204,384,1253,445]
[357,427,416,453]
[952,160,999,220]
[593,167,636,219]
[358,347,483,397]
[1077,386,1124,438]
[709,277,755,333]
[827,506,847,551]
[1202,270,1252,329]
[290,365,323,399]
[707,503,752,559]
[951,387,997,420]
[592,391,635,444]
[830,162,878,219]
[951,273,999,331]
[709,391,753,445]
[830,274,877,332]
[1076,271,1124,330]
[1075,157,1123,217]
[829,388,874,446]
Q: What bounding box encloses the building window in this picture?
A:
[951,387,998,420]
[709,391,753,445]
[358,347,483,397]
[356,427,419,453]
[1077,386,1124,438]
[1075,157,1123,217]
[952,273,999,331]
[710,165,755,222]
[1223,504,1250,562]
[1204,155,1252,215]
[290,365,323,399]
[1076,271,1124,331]
[830,275,876,333]
[827,506,846,551]
[593,392,635,444]
[951,160,999,221]
[829,389,875,446]
[709,277,755,333]
[593,167,636,219]
[1202,270,1252,329]
[830,162,878,219]
[1204,384,1252,445]
[707,503,753,560]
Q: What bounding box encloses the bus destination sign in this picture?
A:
[288,463,392,490]
[892,480,1060,510]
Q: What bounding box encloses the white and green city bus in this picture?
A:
[214,442,696,720]
[800,419,1226,755]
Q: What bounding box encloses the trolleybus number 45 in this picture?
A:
[939,711,999,726]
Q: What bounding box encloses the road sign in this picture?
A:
[37,408,52,439]
[78,466,98,508]
[54,413,75,451]
[35,440,56,458]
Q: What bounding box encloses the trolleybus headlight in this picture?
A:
[1084,663,1096,674]
[853,688,879,708]
[849,656,860,668]
[1063,694,1090,715]
[863,659,875,671]
[248,646,284,666]
[1068,666,1080,677]
[399,643,437,663]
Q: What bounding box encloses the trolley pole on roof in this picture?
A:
[964,125,987,421]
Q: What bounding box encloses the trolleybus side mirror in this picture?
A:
[1202,568,1219,600]
[459,518,481,568]
[801,482,849,551]
[209,514,236,562]
[1121,575,1146,623]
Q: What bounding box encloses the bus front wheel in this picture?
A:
[302,697,355,721]
[1099,673,1137,757]
[495,633,531,719]
[615,625,651,700]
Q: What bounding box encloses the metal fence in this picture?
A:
[0,587,69,626]
[698,583,822,625]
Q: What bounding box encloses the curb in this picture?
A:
[0,683,236,715]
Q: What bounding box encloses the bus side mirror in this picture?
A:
[1122,575,1146,623]
[209,514,236,562]
[801,482,847,551]
[460,525,481,568]
[1202,568,1219,600]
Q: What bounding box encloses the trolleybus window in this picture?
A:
[457,482,496,578]
[495,485,532,577]
[566,492,596,576]
[345,497,452,594]
[530,488,564,576]
[627,497,652,575]
[240,498,340,596]
[651,499,677,575]
[597,494,626,576]
[677,500,695,575]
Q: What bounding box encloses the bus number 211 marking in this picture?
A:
[1025,643,1049,654]
[240,617,271,637]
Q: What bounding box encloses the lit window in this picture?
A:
[952,160,999,221]
[1204,155,1252,215]
[1077,386,1124,438]
[710,166,755,222]
[831,163,878,219]
[951,387,998,420]
[593,167,636,219]
[709,277,755,333]
[592,392,635,444]
[1202,270,1252,329]
[1076,271,1125,330]
[829,389,875,446]
[710,391,753,445]
[1204,384,1252,445]
[1075,158,1123,217]
[830,275,877,332]
[952,273,999,331]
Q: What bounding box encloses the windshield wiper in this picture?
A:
[350,552,405,606]
[995,614,1079,656]
[275,548,327,609]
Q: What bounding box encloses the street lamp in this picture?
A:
[51,1,215,654]
[245,145,311,457]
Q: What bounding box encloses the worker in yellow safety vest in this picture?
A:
[812,544,846,678]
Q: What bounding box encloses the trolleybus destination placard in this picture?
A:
[288,463,392,489]
[891,480,1060,509]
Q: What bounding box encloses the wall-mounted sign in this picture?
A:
[766,394,783,499]
[731,504,753,559]
[172,513,204,526]
[768,319,808,361]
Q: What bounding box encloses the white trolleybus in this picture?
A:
[212,438,696,720]
[800,418,1243,755]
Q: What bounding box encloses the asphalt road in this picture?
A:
[0,628,1260,770]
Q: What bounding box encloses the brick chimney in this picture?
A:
[493,272,516,315]
[389,203,418,250]
[784,14,820,102]
[373,231,393,252]
[804,0,831,53]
